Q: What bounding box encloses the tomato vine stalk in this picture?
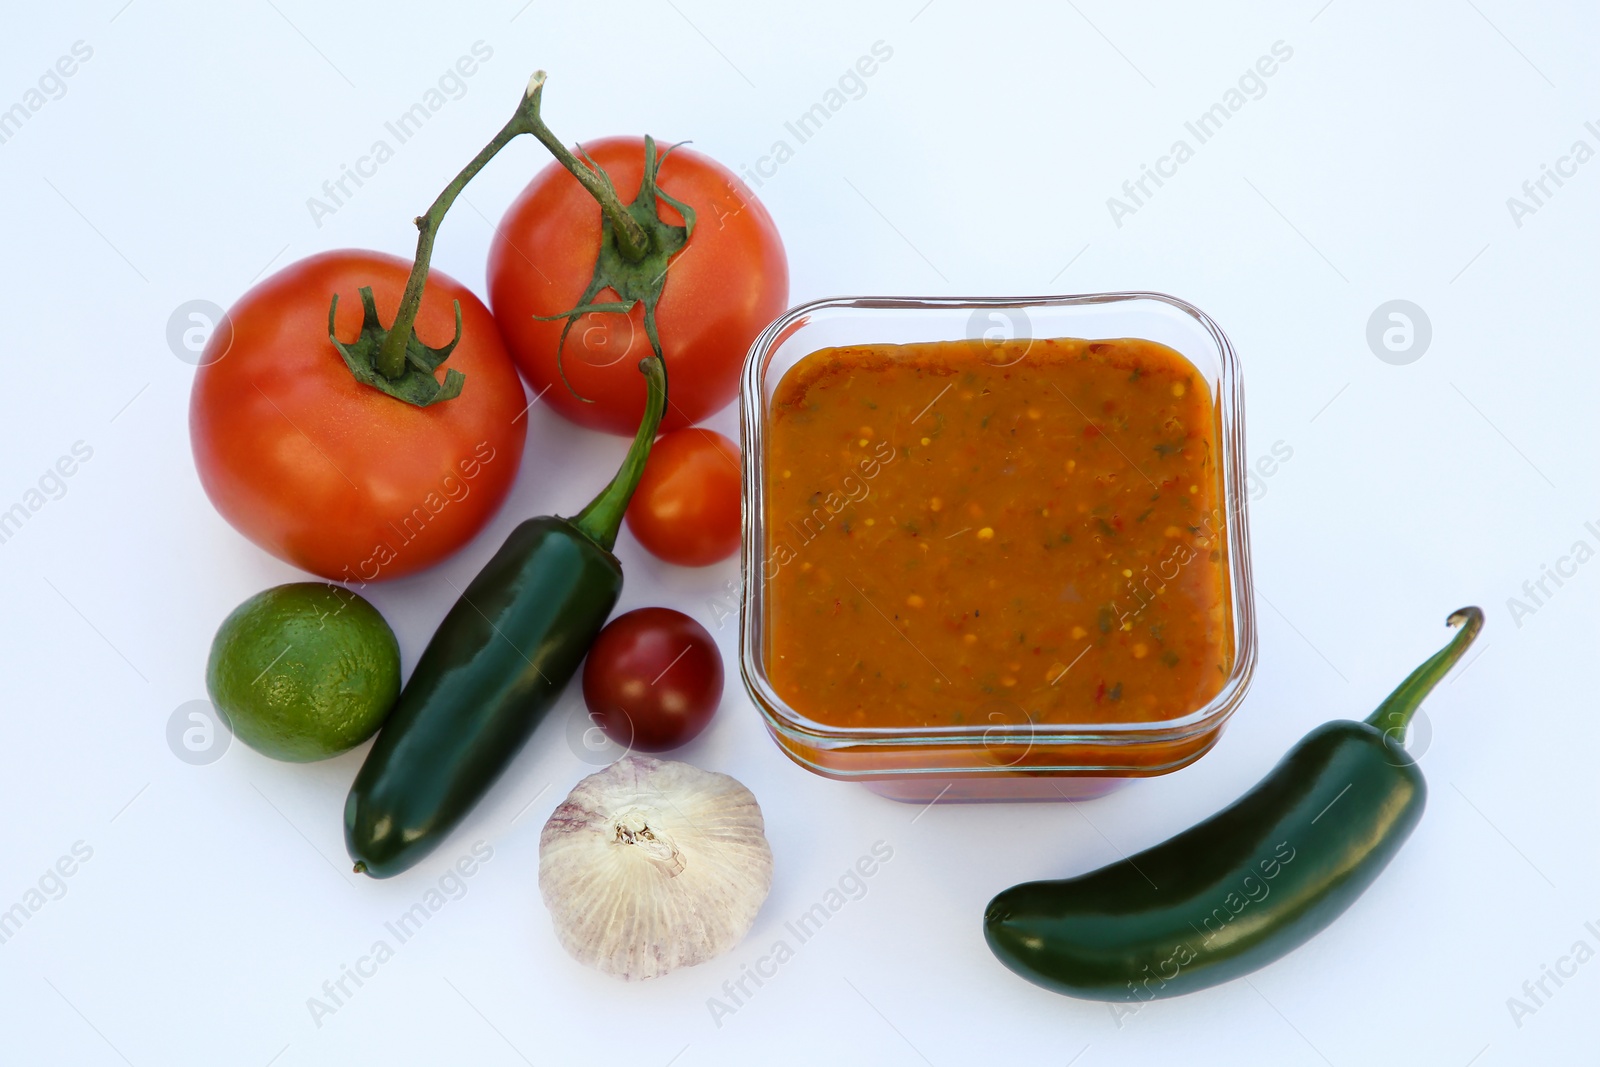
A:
[333,71,664,407]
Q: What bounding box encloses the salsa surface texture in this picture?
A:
[764,336,1233,730]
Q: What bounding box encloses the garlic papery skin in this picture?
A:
[539,755,774,980]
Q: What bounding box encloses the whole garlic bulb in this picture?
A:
[539,755,774,980]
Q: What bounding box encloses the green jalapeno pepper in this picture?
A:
[344,356,666,879]
[984,606,1483,1001]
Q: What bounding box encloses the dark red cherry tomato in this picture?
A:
[582,607,723,751]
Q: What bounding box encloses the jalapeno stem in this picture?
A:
[1365,606,1484,740]
[570,355,668,552]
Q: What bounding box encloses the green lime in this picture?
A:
[206,583,401,762]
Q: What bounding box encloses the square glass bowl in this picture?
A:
[738,293,1256,801]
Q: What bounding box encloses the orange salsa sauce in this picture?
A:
[764,337,1233,730]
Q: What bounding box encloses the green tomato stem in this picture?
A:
[570,355,667,552]
[1365,606,1484,739]
[521,72,652,264]
[373,82,532,379]
[373,71,649,381]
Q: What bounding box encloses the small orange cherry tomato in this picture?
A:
[624,428,741,567]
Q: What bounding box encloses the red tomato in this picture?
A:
[582,608,723,752]
[487,137,788,435]
[190,250,527,583]
[625,428,741,567]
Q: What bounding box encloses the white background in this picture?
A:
[1,1,1596,1064]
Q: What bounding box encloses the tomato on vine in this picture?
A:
[487,134,788,435]
[187,78,621,582]
[190,253,525,582]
